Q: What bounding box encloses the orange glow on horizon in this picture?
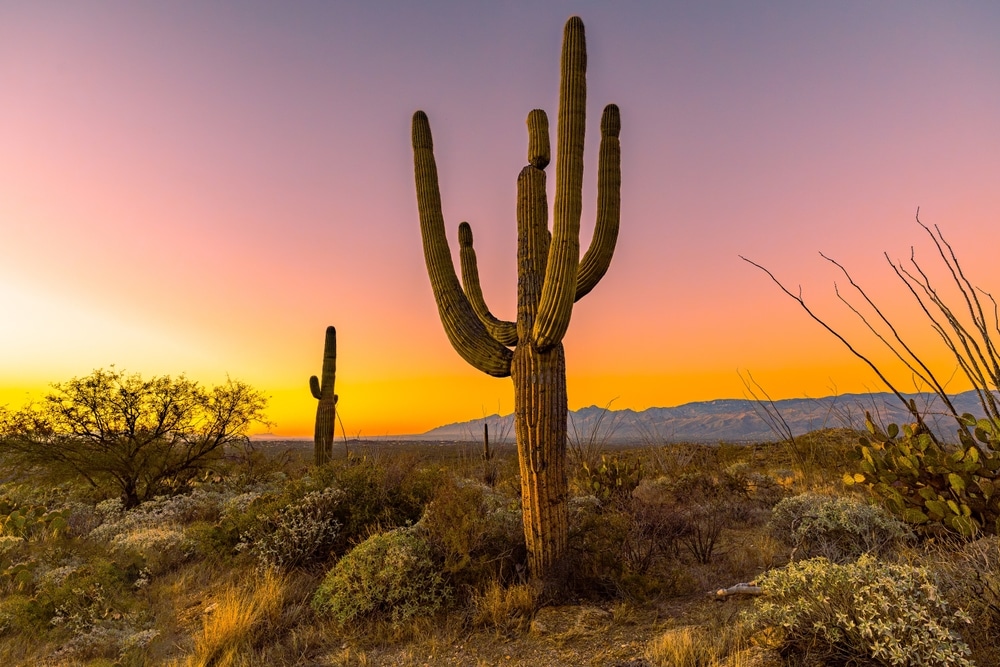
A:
[2,4,998,438]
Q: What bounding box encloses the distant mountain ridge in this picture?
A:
[417,391,994,443]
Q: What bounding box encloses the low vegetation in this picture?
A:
[0,403,998,665]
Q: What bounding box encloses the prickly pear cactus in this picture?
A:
[845,412,1000,537]
[580,455,642,503]
[0,499,69,539]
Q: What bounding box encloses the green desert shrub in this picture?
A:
[312,527,451,626]
[567,493,690,600]
[417,478,524,592]
[240,487,343,570]
[747,554,973,666]
[89,490,226,543]
[768,493,913,562]
[308,454,440,544]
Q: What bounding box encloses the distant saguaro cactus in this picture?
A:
[310,326,339,465]
[412,16,621,589]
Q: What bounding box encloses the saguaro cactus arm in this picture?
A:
[413,111,514,378]
[576,104,621,301]
[534,16,587,350]
[458,222,518,346]
[311,326,338,399]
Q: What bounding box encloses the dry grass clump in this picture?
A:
[185,569,289,667]
[181,568,321,666]
[469,580,538,634]
[645,624,746,667]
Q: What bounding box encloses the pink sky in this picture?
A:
[2,3,999,436]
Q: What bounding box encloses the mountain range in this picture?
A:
[416,391,995,443]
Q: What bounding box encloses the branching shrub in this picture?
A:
[668,471,757,564]
[747,555,974,666]
[312,528,451,626]
[768,493,912,562]
[417,478,524,592]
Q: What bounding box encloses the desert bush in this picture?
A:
[567,493,690,600]
[622,479,690,573]
[240,487,343,571]
[113,525,190,575]
[667,471,760,564]
[4,555,152,663]
[0,592,47,636]
[90,490,226,543]
[417,477,524,592]
[768,492,912,562]
[926,535,1000,666]
[217,458,435,569]
[0,368,268,508]
[747,554,973,666]
[310,454,440,543]
[312,527,451,626]
[84,490,228,574]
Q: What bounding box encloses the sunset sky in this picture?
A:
[2,2,999,437]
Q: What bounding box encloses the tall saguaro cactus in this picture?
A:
[412,16,621,589]
[309,326,339,466]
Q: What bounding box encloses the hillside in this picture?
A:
[418,391,992,442]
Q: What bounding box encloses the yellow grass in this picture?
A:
[645,624,747,667]
[183,569,287,667]
[469,580,539,634]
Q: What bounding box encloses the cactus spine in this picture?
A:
[412,16,621,589]
[309,326,339,466]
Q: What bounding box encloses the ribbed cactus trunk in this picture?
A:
[412,16,620,592]
[310,326,338,466]
[513,345,569,580]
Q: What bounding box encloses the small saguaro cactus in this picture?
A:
[412,16,621,590]
[310,326,339,466]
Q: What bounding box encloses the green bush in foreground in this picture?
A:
[747,554,973,666]
[312,528,451,626]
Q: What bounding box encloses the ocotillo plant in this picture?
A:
[309,326,339,466]
[412,16,621,589]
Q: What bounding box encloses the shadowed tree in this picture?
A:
[0,368,269,508]
[412,16,621,591]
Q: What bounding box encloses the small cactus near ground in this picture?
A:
[310,326,339,466]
